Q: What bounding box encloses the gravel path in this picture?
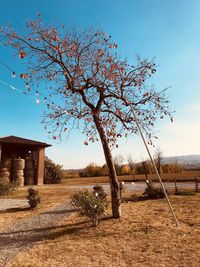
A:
[0,199,29,211]
[0,201,73,267]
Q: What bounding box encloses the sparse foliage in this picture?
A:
[113,155,124,176]
[119,165,130,175]
[135,159,183,175]
[162,162,183,173]
[93,184,107,199]
[80,163,109,177]
[27,188,40,209]
[80,162,102,177]
[154,148,163,175]
[142,161,150,179]
[70,185,109,226]
[1,17,173,217]
[143,180,165,199]
[127,154,136,179]
[175,190,195,196]
[44,157,64,184]
[0,178,17,196]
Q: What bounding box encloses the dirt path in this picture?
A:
[0,201,73,267]
[0,199,29,211]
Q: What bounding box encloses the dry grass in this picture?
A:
[64,170,200,185]
[0,186,71,230]
[1,171,199,231]
[8,194,200,267]
[1,177,200,266]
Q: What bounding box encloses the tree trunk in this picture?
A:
[93,115,121,218]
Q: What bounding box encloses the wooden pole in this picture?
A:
[132,110,179,226]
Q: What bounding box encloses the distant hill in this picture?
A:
[162,155,200,170]
[63,155,200,173]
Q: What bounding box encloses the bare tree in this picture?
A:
[113,154,124,175]
[142,161,148,180]
[154,148,163,175]
[127,154,136,180]
[1,18,173,217]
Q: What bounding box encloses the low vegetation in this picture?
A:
[78,160,184,178]
[0,177,17,196]
[27,188,41,209]
[143,181,165,199]
[0,173,200,266]
[44,157,64,184]
[7,193,200,267]
[79,163,109,177]
[175,189,196,196]
[70,185,109,226]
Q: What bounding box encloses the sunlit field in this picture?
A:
[5,190,200,267]
[63,170,200,185]
[0,172,200,266]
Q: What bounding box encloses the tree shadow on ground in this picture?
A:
[122,195,149,203]
[0,220,91,250]
[41,208,79,215]
[0,207,30,214]
[0,213,115,250]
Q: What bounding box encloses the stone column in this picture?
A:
[35,148,45,185]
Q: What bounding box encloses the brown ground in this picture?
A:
[64,170,200,184]
[1,173,200,267]
[0,186,71,230]
[0,183,198,267]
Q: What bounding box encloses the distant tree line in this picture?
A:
[136,160,183,175]
[79,163,110,177]
[79,160,183,178]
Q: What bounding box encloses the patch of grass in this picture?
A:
[8,195,200,267]
[62,170,200,185]
[0,185,72,230]
[0,178,17,196]
[175,190,196,196]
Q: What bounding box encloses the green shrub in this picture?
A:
[70,185,109,226]
[27,188,40,209]
[175,190,195,196]
[93,185,107,200]
[143,181,165,199]
[44,157,64,184]
[0,178,17,196]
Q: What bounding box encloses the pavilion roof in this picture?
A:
[0,135,51,147]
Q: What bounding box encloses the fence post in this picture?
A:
[119,181,124,200]
[174,179,178,195]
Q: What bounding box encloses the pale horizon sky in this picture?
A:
[0,0,200,168]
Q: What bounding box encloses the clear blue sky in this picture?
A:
[0,0,200,168]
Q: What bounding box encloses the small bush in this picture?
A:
[143,181,165,199]
[44,157,64,184]
[175,190,195,196]
[0,178,17,196]
[70,185,109,226]
[27,188,40,209]
[93,185,107,200]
